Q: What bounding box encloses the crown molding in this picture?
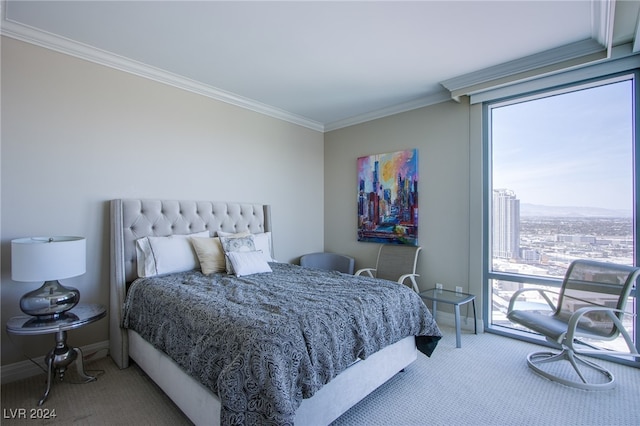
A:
[0,12,450,134]
[324,90,452,132]
[469,43,640,105]
[0,11,325,132]
[441,38,607,100]
[5,0,616,134]
[440,0,614,100]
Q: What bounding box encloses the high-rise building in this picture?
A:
[493,189,520,259]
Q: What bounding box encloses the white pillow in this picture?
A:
[190,237,226,275]
[253,232,274,262]
[219,235,256,274]
[226,250,272,277]
[136,231,209,277]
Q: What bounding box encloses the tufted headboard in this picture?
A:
[109,199,272,368]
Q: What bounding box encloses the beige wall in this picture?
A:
[324,99,480,316]
[1,37,324,365]
[1,35,482,369]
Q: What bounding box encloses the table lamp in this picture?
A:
[11,236,86,320]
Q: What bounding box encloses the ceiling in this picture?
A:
[2,1,639,131]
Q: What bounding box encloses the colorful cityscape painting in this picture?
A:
[357,149,418,245]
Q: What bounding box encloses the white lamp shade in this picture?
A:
[11,236,86,282]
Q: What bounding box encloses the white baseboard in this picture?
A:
[1,340,110,385]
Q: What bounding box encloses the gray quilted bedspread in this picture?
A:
[123,262,441,425]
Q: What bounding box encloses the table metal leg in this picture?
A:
[454,304,462,348]
[73,347,97,382]
[40,330,76,406]
[472,299,477,334]
[38,354,55,406]
[38,330,96,405]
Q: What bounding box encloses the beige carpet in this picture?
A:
[333,330,640,426]
[2,327,639,425]
[1,354,190,426]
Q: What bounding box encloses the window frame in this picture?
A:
[481,69,639,366]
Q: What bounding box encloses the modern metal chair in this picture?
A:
[299,252,355,274]
[355,244,422,293]
[507,259,640,390]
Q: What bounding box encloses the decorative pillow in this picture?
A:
[136,230,209,277]
[190,237,225,275]
[226,250,272,277]
[253,232,274,262]
[217,231,273,262]
[219,235,256,274]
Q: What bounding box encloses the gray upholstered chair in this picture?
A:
[355,244,422,293]
[507,259,640,390]
[299,252,355,274]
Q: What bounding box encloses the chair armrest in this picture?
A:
[566,306,640,357]
[355,268,376,278]
[398,273,420,293]
[507,288,559,315]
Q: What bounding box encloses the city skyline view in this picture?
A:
[492,188,633,271]
[490,188,634,351]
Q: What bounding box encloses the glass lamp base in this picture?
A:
[20,280,80,320]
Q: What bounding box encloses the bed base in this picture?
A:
[130,330,416,425]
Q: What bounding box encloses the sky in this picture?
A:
[357,149,418,198]
[491,78,633,212]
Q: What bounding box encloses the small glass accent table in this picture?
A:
[6,303,106,405]
[419,288,476,348]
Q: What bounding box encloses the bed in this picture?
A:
[109,199,441,425]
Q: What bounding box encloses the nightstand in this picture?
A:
[419,288,476,348]
[6,303,107,405]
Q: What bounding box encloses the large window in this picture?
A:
[484,72,638,358]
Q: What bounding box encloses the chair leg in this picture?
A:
[529,350,567,365]
[526,349,615,390]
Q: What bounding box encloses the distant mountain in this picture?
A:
[520,203,632,218]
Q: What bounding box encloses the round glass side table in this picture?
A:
[6,303,107,405]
